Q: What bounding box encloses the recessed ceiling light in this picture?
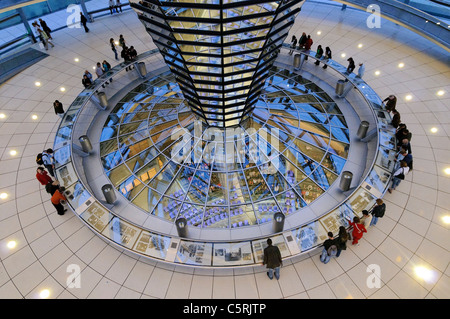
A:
[74,58,79,62]
[317,31,321,35]
[35,81,41,87]
[405,94,412,101]
[444,168,450,175]
[0,193,8,200]
[442,215,450,224]
[341,53,346,58]
[115,41,119,45]
[93,66,96,70]
[358,43,363,48]
[0,113,5,119]
[430,127,438,133]
[374,70,380,76]
[60,87,66,92]
[40,289,50,299]
[7,241,16,249]
[437,90,445,96]
[31,114,38,120]
[398,62,405,68]
[9,150,17,156]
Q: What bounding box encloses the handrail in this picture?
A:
[51,47,395,268]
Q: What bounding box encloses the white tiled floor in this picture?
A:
[0,1,449,299]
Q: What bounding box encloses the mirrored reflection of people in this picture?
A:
[263,238,282,280]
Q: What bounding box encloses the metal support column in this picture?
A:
[79,0,92,22]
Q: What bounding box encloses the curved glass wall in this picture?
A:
[99,66,350,229]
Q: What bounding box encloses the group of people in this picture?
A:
[289,33,365,76]
[82,60,113,88]
[32,18,54,50]
[317,198,387,264]
[382,94,414,193]
[110,35,138,71]
[289,32,314,56]
[35,149,67,216]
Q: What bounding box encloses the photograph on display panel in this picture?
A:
[175,240,213,266]
[212,242,254,266]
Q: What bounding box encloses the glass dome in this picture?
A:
[99,66,350,229]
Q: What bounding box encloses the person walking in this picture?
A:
[334,226,348,257]
[370,199,386,226]
[360,209,373,228]
[39,18,52,39]
[80,12,89,33]
[37,26,54,50]
[53,100,64,117]
[314,44,323,65]
[289,35,297,55]
[388,160,410,193]
[347,216,367,245]
[263,238,282,280]
[42,148,56,178]
[322,46,332,69]
[110,38,119,60]
[320,232,337,264]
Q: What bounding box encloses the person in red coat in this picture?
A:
[347,216,367,245]
[36,167,53,185]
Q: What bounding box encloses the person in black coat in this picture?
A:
[370,199,386,226]
[263,238,282,280]
[53,100,64,116]
[346,57,355,74]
